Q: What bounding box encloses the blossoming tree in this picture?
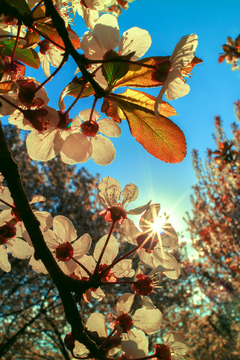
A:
[0,0,201,359]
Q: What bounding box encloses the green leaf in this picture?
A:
[3,0,31,16]
[58,78,94,110]
[114,56,170,89]
[22,29,41,49]
[102,50,130,90]
[0,40,40,69]
[111,91,186,163]
[31,4,46,19]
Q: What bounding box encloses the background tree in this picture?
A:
[0,124,109,359]
[183,101,240,359]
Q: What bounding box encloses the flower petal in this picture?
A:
[61,133,92,164]
[122,329,149,359]
[7,238,34,259]
[93,14,119,53]
[91,135,116,165]
[53,215,77,243]
[160,223,178,250]
[73,233,92,258]
[98,118,121,137]
[123,218,140,245]
[171,34,198,70]
[98,176,122,207]
[116,293,135,316]
[0,245,11,272]
[165,70,190,101]
[112,259,135,278]
[152,248,181,279]
[26,129,63,161]
[118,27,152,61]
[164,331,189,355]
[127,200,152,215]
[132,308,162,334]
[122,183,138,207]
[139,203,161,232]
[93,234,118,265]
[86,313,107,338]
[79,109,100,122]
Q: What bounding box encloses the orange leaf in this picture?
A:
[114,56,170,89]
[112,89,177,118]
[101,98,123,124]
[112,91,186,163]
[0,81,15,94]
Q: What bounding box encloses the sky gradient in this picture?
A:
[2,0,239,237]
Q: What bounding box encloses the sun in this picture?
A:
[151,217,165,233]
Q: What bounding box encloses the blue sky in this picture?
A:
[2,0,240,236]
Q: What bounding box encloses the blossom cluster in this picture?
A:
[0,0,200,358]
[0,175,188,359]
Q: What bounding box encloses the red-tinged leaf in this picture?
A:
[32,4,46,20]
[35,23,65,50]
[58,79,94,110]
[68,28,81,49]
[0,40,40,69]
[101,98,124,124]
[182,56,203,75]
[4,0,31,16]
[22,29,40,49]
[0,81,15,94]
[35,23,80,50]
[111,89,177,118]
[218,55,226,63]
[114,56,170,89]
[112,93,186,163]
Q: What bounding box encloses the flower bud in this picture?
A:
[132,274,153,296]
[155,343,171,360]
[55,242,74,261]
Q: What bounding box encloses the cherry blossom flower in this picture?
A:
[60,109,121,165]
[123,204,181,279]
[155,34,198,118]
[0,210,34,272]
[74,233,135,301]
[0,78,49,117]
[98,176,151,224]
[80,13,151,87]
[154,331,189,360]
[38,42,64,78]
[110,293,162,335]
[30,215,91,275]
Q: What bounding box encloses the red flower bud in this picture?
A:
[64,333,75,352]
[81,121,99,137]
[132,274,153,296]
[55,242,74,261]
[155,344,171,360]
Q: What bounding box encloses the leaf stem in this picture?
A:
[100,244,140,277]
[94,222,116,275]
[88,58,159,70]
[70,255,92,278]
[12,24,22,63]
[34,52,68,94]
[0,198,15,209]
[30,25,66,51]
[0,95,24,113]
[89,97,98,121]
[101,280,135,286]
[65,83,86,115]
